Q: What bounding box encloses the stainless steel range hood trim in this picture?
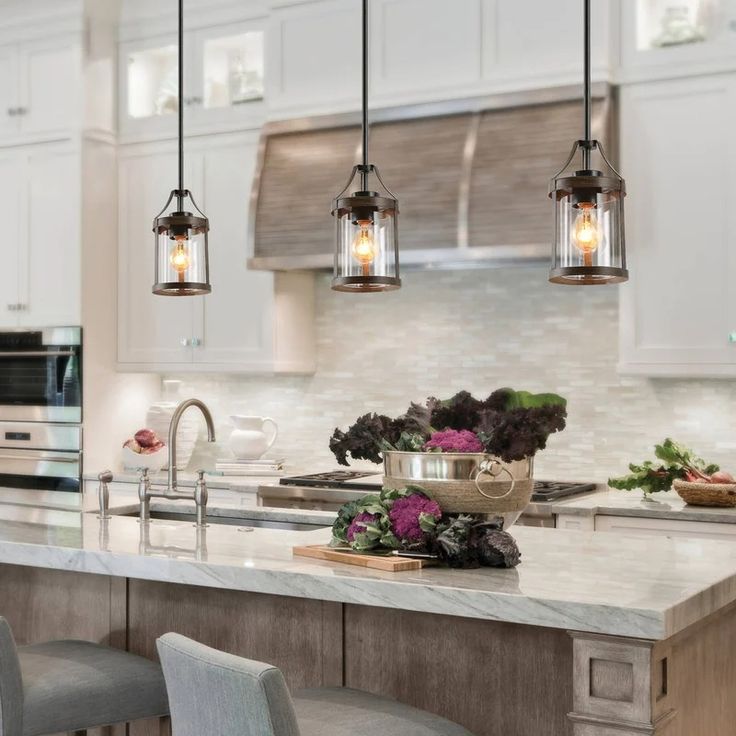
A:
[248,83,611,271]
[248,243,550,272]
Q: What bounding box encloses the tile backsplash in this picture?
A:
[168,268,736,482]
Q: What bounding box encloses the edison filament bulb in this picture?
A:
[170,236,190,276]
[572,203,599,265]
[351,221,376,275]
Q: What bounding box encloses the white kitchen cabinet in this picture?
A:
[119,19,266,142]
[619,1,736,84]
[118,145,198,365]
[0,37,80,144]
[118,133,315,373]
[618,74,736,377]
[595,514,736,541]
[20,38,80,140]
[0,151,22,327]
[266,0,613,119]
[0,47,18,138]
[20,148,80,327]
[266,0,361,119]
[555,515,595,532]
[0,144,79,328]
[370,0,483,101]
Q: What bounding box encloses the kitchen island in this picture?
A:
[0,490,734,735]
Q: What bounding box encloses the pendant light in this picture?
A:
[549,0,627,285]
[331,0,400,293]
[152,0,211,296]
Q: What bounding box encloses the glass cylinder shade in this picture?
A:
[153,195,211,296]
[332,166,400,292]
[549,170,627,285]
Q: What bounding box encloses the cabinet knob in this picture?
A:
[7,304,15,311]
[191,337,202,347]
[729,333,736,343]
[16,107,26,116]
[6,108,14,117]
[180,337,191,347]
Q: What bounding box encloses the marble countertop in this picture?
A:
[552,489,736,524]
[0,490,733,640]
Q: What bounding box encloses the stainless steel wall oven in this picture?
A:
[0,328,82,492]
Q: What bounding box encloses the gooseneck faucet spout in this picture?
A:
[168,398,216,493]
[136,399,216,528]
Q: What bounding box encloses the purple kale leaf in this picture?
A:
[429,391,484,431]
[477,404,567,463]
[329,413,394,466]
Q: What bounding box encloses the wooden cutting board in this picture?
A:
[292,544,427,572]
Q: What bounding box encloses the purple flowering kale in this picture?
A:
[328,388,567,467]
[346,512,380,542]
[424,429,484,454]
[388,492,442,543]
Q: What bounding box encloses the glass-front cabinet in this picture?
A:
[119,20,265,140]
[621,1,736,79]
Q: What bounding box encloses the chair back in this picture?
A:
[157,634,301,736]
[0,618,23,736]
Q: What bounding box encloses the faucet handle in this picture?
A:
[97,470,113,520]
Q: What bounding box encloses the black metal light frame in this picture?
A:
[331,0,401,293]
[152,0,211,297]
[548,0,628,286]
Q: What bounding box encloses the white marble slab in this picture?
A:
[0,490,732,640]
[552,489,736,524]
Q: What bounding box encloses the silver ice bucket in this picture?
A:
[383,451,534,527]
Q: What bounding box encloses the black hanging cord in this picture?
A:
[360,0,369,191]
[177,0,184,208]
[582,0,591,170]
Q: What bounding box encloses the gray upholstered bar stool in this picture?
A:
[0,617,170,735]
[157,633,474,736]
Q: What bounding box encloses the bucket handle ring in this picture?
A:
[470,459,515,500]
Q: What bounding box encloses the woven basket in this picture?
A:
[382,451,534,525]
[673,479,736,508]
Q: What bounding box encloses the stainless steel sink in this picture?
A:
[118,509,328,532]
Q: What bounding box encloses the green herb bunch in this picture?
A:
[608,438,720,497]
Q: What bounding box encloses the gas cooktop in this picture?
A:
[280,471,596,502]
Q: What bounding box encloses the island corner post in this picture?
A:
[0,564,735,736]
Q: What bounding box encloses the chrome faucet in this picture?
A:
[138,399,216,528]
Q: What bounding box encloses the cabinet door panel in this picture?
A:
[0,152,21,327]
[267,0,360,116]
[20,39,80,138]
[194,137,275,366]
[619,76,736,375]
[118,150,195,365]
[0,48,19,138]
[19,148,79,326]
[595,515,736,540]
[372,0,482,98]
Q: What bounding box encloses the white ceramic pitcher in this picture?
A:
[229,415,279,460]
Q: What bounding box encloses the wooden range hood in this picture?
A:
[247,84,613,272]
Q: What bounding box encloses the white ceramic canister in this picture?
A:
[145,380,199,470]
[228,415,279,460]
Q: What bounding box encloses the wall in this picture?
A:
[160,268,736,483]
[81,2,159,472]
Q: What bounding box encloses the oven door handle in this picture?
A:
[0,350,77,357]
[0,452,79,463]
